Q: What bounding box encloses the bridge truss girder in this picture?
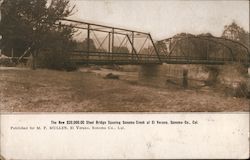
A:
[157,35,250,65]
[58,18,162,64]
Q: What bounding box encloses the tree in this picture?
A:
[112,46,129,53]
[81,38,96,52]
[222,21,249,48]
[222,21,250,61]
[0,0,76,69]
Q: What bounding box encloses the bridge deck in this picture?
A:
[70,52,249,65]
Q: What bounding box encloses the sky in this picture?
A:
[69,0,249,40]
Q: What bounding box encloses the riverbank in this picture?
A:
[0,67,249,112]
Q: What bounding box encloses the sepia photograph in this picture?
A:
[0,0,249,112]
[0,0,249,159]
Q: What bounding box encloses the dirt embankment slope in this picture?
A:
[0,67,249,112]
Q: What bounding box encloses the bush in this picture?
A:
[63,61,77,72]
[233,82,248,98]
[37,51,77,71]
[224,81,248,98]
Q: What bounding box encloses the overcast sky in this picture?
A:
[70,0,249,40]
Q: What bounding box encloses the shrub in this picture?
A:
[224,81,248,98]
[233,82,248,98]
[37,50,77,71]
[63,61,77,72]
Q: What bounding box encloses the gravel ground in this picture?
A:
[0,67,249,112]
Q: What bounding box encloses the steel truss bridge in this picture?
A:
[59,19,250,66]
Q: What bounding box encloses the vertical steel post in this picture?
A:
[169,40,171,53]
[126,35,139,60]
[87,24,90,62]
[149,34,162,63]
[206,41,209,60]
[108,32,111,60]
[111,28,114,61]
[108,32,111,53]
[132,31,134,60]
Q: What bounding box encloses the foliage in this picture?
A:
[221,22,249,61]
[0,0,76,70]
[37,26,77,70]
[112,46,129,53]
[75,38,97,52]
[166,33,222,59]
[222,21,249,47]
[157,22,249,62]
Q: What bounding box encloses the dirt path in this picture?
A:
[0,67,249,112]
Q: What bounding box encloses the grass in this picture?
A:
[0,67,249,112]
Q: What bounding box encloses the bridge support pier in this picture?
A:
[139,64,160,85]
[182,69,188,88]
[139,65,159,78]
[139,64,190,88]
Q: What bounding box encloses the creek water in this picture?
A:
[80,64,211,88]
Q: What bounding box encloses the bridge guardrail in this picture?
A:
[70,51,249,65]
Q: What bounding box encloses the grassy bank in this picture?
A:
[0,67,249,112]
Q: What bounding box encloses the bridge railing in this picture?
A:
[70,51,249,65]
